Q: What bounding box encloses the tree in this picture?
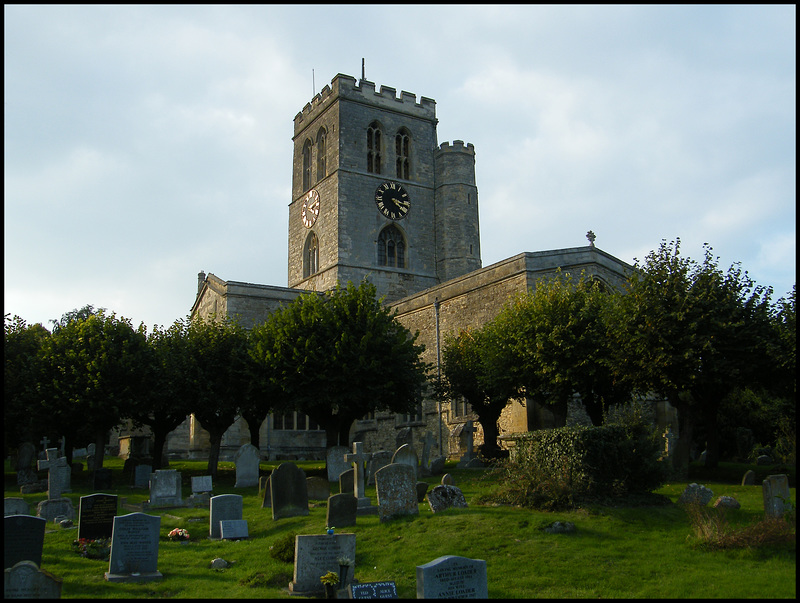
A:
[128,320,196,470]
[4,314,51,456]
[436,322,517,459]
[249,280,430,449]
[40,310,150,471]
[616,239,776,475]
[182,315,253,478]
[493,271,632,427]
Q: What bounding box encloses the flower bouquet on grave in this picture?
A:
[320,571,340,598]
[168,528,191,542]
[71,537,111,560]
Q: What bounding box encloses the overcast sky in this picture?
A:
[4,5,796,331]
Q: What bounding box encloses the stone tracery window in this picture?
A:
[316,128,327,182]
[302,138,313,191]
[377,224,406,268]
[303,231,319,278]
[395,129,410,180]
[367,122,382,174]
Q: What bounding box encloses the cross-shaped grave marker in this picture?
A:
[39,436,50,452]
[344,442,373,509]
[37,448,68,499]
[457,421,477,466]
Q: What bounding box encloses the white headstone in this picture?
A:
[416,555,488,599]
[326,446,350,483]
[105,513,162,583]
[4,560,62,599]
[234,444,260,488]
[147,470,182,508]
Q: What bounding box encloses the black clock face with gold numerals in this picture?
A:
[375,181,410,220]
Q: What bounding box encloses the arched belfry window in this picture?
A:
[302,139,313,191]
[367,122,382,174]
[303,232,319,278]
[316,128,327,182]
[395,129,410,180]
[378,225,406,269]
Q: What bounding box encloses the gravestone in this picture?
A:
[86,444,96,472]
[270,463,309,520]
[456,421,477,467]
[416,555,488,599]
[326,446,350,483]
[420,432,436,477]
[234,444,260,488]
[289,533,356,595]
[349,581,398,599]
[441,473,455,486]
[105,512,162,582]
[219,519,248,540]
[37,449,70,499]
[375,463,418,522]
[326,493,358,528]
[367,451,393,486]
[93,468,112,491]
[133,465,151,489]
[741,469,756,486]
[209,494,243,539]
[147,470,182,508]
[678,483,713,506]
[416,482,429,503]
[78,494,118,540]
[192,475,213,493]
[307,477,330,501]
[4,515,46,569]
[4,498,30,517]
[339,468,355,495]
[426,485,468,513]
[35,498,74,523]
[15,442,38,486]
[762,474,792,518]
[260,475,272,508]
[4,560,62,599]
[392,443,419,482]
[428,455,446,476]
[345,442,374,512]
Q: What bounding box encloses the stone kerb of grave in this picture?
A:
[416,555,488,599]
[289,533,356,595]
[4,560,63,600]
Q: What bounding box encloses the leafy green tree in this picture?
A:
[617,239,776,474]
[127,320,196,470]
[493,271,632,428]
[249,281,430,449]
[39,310,150,471]
[4,315,51,456]
[182,315,253,478]
[436,323,517,459]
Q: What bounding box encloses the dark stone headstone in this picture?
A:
[742,469,756,486]
[4,516,46,569]
[339,469,355,495]
[326,446,350,483]
[270,463,309,520]
[307,476,330,501]
[289,533,356,595]
[78,494,118,540]
[93,468,112,491]
[416,482,429,503]
[326,493,358,528]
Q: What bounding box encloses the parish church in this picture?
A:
[157,72,671,464]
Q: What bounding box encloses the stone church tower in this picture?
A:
[287,73,481,303]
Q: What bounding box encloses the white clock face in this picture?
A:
[301,189,320,228]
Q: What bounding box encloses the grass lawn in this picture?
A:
[5,457,795,598]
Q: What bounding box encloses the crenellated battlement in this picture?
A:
[436,140,475,155]
[294,73,436,132]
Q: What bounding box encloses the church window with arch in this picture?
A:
[377,224,406,269]
[395,128,410,180]
[303,231,319,278]
[367,122,382,174]
[316,127,327,182]
[302,138,313,191]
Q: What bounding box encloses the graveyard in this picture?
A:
[4,452,796,599]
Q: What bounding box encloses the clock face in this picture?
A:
[301,189,320,228]
[375,181,410,220]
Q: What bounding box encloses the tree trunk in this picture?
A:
[671,403,696,480]
[93,430,106,471]
[701,400,721,469]
[550,399,568,428]
[207,431,223,478]
[151,426,169,471]
[240,410,262,449]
